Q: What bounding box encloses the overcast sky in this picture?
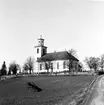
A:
[0,0,104,68]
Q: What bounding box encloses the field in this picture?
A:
[0,75,94,105]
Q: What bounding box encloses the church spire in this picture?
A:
[38,35,44,46]
[40,35,42,39]
[34,35,47,60]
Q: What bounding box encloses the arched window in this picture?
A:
[57,62,59,69]
[37,48,39,53]
[63,61,66,69]
[40,64,42,70]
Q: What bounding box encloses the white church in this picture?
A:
[34,36,79,74]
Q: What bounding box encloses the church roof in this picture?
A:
[37,51,79,62]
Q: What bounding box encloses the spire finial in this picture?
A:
[40,35,42,39]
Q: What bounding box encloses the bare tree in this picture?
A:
[65,49,78,74]
[66,60,78,74]
[84,57,92,70]
[91,57,100,72]
[78,61,83,72]
[68,49,77,58]
[99,54,104,71]
[84,57,100,72]
[23,56,34,74]
[66,60,73,73]
[23,63,29,73]
[0,61,7,76]
[44,62,51,73]
[17,64,21,74]
[8,61,19,75]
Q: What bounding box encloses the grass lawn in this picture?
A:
[0,75,94,105]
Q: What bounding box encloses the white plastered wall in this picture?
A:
[35,60,70,73]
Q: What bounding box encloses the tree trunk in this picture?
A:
[29,70,31,74]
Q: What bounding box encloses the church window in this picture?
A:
[63,61,66,69]
[57,62,59,69]
[37,48,39,53]
[39,41,41,45]
[40,64,42,70]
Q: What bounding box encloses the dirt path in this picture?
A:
[90,76,104,105]
[84,75,104,105]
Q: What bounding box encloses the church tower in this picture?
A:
[34,35,47,60]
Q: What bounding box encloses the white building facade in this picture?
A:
[34,36,79,74]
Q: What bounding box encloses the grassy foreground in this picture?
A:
[0,75,94,105]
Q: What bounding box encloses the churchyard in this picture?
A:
[0,75,95,105]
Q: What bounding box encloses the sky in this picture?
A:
[0,0,104,68]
